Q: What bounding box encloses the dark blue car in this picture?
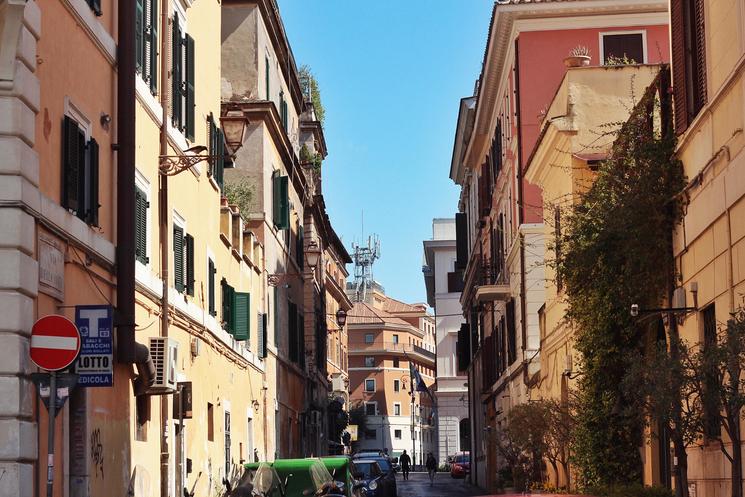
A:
[351,459,395,497]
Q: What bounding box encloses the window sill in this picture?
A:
[219,232,231,249]
[231,248,241,262]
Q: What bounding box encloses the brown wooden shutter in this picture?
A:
[670,0,688,134]
[693,0,707,111]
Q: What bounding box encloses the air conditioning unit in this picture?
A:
[673,286,687,309]
[331,375,346,393]
[149,337,179,394]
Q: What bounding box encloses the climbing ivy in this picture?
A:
[556,68,686,487]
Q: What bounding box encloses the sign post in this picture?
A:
[30,315,81,497]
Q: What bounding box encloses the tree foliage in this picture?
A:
[224,177,255,216]
[299,65,325,125]
[556,69,686,487]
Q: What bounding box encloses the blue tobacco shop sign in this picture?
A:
[74,305,113,387]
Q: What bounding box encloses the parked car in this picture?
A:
[351,453,397,496]
[350,459,396,497]
[450,453,470,479]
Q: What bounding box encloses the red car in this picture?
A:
[450,453,470,478]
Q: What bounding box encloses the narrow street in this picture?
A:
[396,472,484,497]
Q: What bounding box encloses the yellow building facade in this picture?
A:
[129,0,271,494]
[525,64,662,488]
[670,0,745,495]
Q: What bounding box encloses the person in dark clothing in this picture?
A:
[426,453,437,485]
[399,450,411,480]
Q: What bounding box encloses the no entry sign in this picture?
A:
[30,315,81,371]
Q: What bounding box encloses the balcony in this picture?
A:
[349,341,436,364]
[474,258,510,303]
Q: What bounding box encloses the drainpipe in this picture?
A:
[159,0,171,495]
[116,0,136,363]
[513,39,529,365]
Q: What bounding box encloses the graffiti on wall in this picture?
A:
[90,428,104,479]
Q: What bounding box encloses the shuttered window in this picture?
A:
[258,313,268,358]
[61,116,100,226]
[299,313,305,369]
[265,56,270,101]
[135,187,149,264]
[457,323,470,371]
[455,212,468,270]
[173,226,185,293]
[185,234,195,296]
[184,34,195,141]
[209,116,226,191]
[143,0,158,94]
[208,259,216,316]
[135,0,144,73]
[171,16,182,129]
[273,286,280,347]
[506,299,517,365]
[671,0,707,134]
[233,292,250,341]
[295,225,304,269]
[272,173,290,230]
[280,92,288,131]
[288,301,298,362]
[491,122,502,180]
[222,279,235,333]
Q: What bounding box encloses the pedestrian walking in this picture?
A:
[426,452,437,486]
[399,450,411,480]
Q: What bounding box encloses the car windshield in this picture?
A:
[455,455,470,463]
[372,458,391,472]
[353,462,377,480]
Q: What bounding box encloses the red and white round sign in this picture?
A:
[30,315,81,371]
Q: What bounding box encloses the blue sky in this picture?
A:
[279,1,493,305]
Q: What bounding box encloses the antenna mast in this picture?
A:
[351,235,380,303]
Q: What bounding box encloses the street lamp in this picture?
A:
[268,238,322,287]
[335,309,347,328]
[220,110,249,155]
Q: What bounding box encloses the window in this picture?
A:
[601,32,645,64]
[258,313,268,358]
[135,0,157,93]
[279,91,288,131]
[364,429,376,440]
[365,403,376,416]
[364,334,374,344]
[171,16,195,140]
[265,55,270,101]
[365,379,375,392]
[507,299,517,365]
[173,225,193,295]
[288,301,304,366]
[394,403,401,416]
[207,402,214,441]
[394,429,402,440]
[86,0,102,16]
[246,418,254,464]
[232,292,251,341]
[702,304,720,438]
[365,356,375,368]
[224,411,231,476]
[208,115,228,191]
[393,379,400,392]
[393,358,400,368]
[272,172,289,230]
[208,259,216,316]
[61,116,99,226]
[295,224,304,269]
[392,334,399,345]
[671,0,707,133]
[135,186,149,264]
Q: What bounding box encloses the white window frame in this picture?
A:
[364,402,377,416]
[64,97,92,140]
[393,403,401,416]
[364,379,376,393]
[392,334,399,345]
[599,30,647,65]
[134,168,151,267]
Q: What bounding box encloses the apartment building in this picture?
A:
[668,0,745,495]
[423,218,469,464]
[348,287,436,466]
[450,0,669,490]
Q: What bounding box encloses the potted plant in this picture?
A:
[564,45,591,67]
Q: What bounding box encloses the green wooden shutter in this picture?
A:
[87,138,99,226]
[148,0,158,94]
[265,56,270,101]
[215,129,225,191]
[258,313,267,358]
[209,116,217,176]
[62,116,86,217]
[273,286,279,347]
[135,0,144,73]
[288,301,298,362]
[185,234,195,296]
[171,16,182,128]
[222,279,234,333]
[185,33,195,141]
[273,175,289,230]
[208,259,216,315]
[173,226,185,292]
[134,187,149,264]
[233,292,250,341]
